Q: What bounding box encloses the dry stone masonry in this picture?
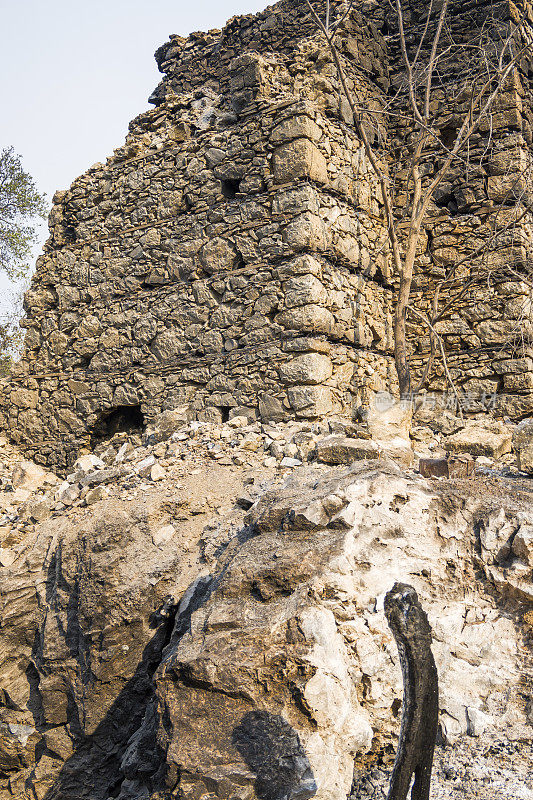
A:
[2,0,533,469]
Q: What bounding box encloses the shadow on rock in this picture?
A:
[40,615,173,800]
[232,710,317,800]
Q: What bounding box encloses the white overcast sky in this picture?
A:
[0,0,269,308]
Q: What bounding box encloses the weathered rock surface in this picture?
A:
[316,435,380,464]
[0,430,531,800]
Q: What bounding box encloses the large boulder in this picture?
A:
[126,465,530,800]
[316,435,380,464]
[444,420,513,458]
[0,458,530,800]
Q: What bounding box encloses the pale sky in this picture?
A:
[0,0,270,309]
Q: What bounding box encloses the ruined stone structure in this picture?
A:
[2,0,533,468]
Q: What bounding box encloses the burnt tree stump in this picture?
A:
[384,583,439,800]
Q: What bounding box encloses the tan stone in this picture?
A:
[272,138,328,184]
[10,389,38,410]
[276,305,333,333]
[77,315,102,338]
[316,435,380,464]
[277,254,322,279]
[140,228,161,247]
[49,331,69,355]
[85,485,109,505]
[271,115,322,143]
[283,274,327,308]
[280,353,333,385]
[445,424,512,458]
[367,393,412,441]
[288,385,333,417]
[150,463,166,481]
[200,237,239,273]
[283,213,326,250]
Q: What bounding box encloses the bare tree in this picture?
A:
[305,0,533,398]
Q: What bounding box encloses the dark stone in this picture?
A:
[232,710,317,800]
[384,583,439,800]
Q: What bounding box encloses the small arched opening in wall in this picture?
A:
[90,404,145,448]
[220,178,241,199]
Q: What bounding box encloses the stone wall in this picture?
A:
[365,0,533,416]
[2,0,533,469]
[0,1,395,469]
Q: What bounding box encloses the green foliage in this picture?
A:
[0,312,23,376]
[0,148,46,373]
[0,146,47,281]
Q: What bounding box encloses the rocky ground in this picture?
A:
[0,405,532,799]
[1,400,531,542]
[351,737,533,799]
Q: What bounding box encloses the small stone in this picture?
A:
[57,483,80,506]
[79,465,129,488]
[114,442,135,463]
[24,495,52,523]
[227,416,248,428]
[136,456,156,477]
[240,435,263,452]
[283,443,299,459]
[85,486,109,505]
[152,524,175,546]
[73,454,105,474]
[280,457,302,467]
[150,464,166,481]
[0,548,16,567]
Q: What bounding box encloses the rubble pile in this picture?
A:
[2,405,533,548]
